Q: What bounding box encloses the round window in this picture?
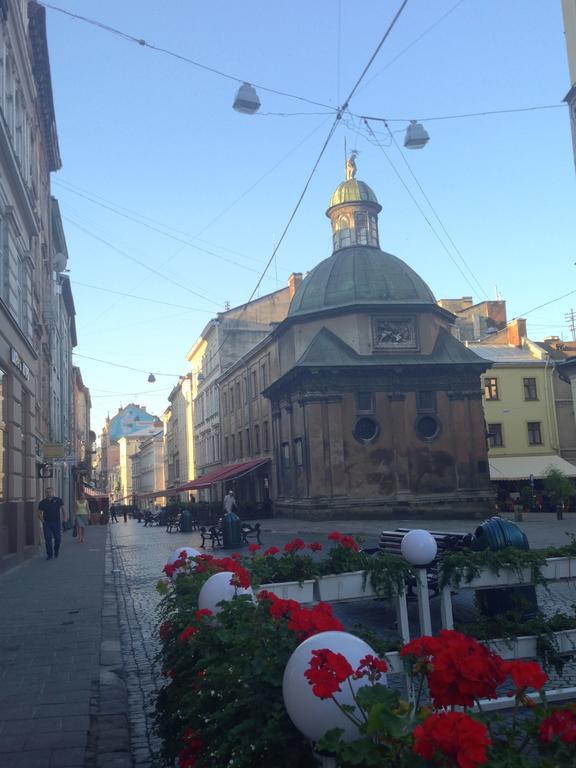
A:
[353,416,379,443]
[416,415,440,441]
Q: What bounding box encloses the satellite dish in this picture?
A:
[53,252,67,272]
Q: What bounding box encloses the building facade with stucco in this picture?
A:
[218,167,494,519]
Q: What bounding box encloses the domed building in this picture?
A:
[217,163,493,519]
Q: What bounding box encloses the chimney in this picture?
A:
[507,318,527,347]
[288,272,303,299]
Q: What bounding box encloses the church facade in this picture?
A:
[218,167,493,519]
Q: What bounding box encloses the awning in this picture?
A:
[143,458,271,497]
[489,455,576,481]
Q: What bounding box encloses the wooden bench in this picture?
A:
[199,521,263,549]
[165,512,181,533]
[377,527,470,595]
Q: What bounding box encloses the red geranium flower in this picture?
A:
[159,621,172,641]
[178,626,198,644]
[247,543,261,553]
[178,728,203,767]
[327,531,343,541]
[287,602,344,639]
[339,535,359,552]
[194,609,213,621]
[257,589,278,602]
[503,660,548,692]
[163,563,177,578]
[230,566,251,590]
[284,538,306,553]
[308,541,323,552]
[539,707,576,744]
[263,546,280,556]
[413,711,491,768]
[305,648,354,699]
[353,654,388,681]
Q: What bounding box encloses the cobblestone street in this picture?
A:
[110,513,576,766]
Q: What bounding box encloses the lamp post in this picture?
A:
[400,529,437,636]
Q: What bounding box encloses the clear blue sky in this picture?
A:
[44,0,575,434]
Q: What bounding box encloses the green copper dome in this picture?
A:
[329,179,380,209]
[288,246,436,317]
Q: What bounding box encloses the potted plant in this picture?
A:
[250,540,320,602]
[315,532,375,601]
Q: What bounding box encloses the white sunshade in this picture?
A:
[489,455,576,481]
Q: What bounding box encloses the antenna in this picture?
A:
[224,300,231,311]
[565,309,576,341]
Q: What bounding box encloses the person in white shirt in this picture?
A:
[223,490,237,514]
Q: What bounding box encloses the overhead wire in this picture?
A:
[362,119,483,297]
[359,104,566,124]
[512,288,576,322]
[40,2,337,112]
[70,280,215,312]
[72,352,181,377]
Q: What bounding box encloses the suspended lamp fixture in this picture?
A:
[233,82,261,114]
[403,119,430,149]
[147,373,156,383]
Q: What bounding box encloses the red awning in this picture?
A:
[143,458,270,497]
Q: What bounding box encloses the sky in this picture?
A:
[42,0,575,435]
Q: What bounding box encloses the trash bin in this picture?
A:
[222,511,242,549]
[180,509,193,533]
[472,517,538,620]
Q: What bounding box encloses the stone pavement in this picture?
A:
[0,524,132,768]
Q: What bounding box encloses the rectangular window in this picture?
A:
[282,442,290,468]
[243,377,248,404]
[294,437,304,467]
[231,434,236,460]
[263,421,269,452]
[224,436,229,462]
[229,387,234,411]
[254,424,260,454]
[356,392,373,412]
[487,423,503,448]
[527,422,542,446]
[245,428,251,456]
[484,378,499,400]
[221,391,227,416]
[238,431,243,458]
[252,369,258,399]
[523,378,538,401]
[417,391,436,411]
[261,363,267,389]
[236,381,241,408]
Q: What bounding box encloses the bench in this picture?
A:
[199,521,263,549]
[143,510,160,527]
[165,512,181,533]
[377,527,470,596]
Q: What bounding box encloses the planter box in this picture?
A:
[257,580,315,603]
[450,556,576,590]
[486,628,576,660]
[315,571,375,602]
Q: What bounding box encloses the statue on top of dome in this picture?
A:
[345,150,358,181]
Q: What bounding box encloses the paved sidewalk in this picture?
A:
[0,525,132,768]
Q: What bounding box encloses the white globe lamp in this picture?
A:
[282,631,383,743]
[400,529,437,567]
[168,546,201,565]
[198,571,254,615]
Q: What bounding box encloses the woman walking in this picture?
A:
[75,492,90,543]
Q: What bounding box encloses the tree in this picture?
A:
[543,467,574,518]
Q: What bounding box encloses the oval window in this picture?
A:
[416,415,440,441]
[353,416,379,443]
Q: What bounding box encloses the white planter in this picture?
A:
[485,629,576,659]
[315,571,375,602]
[257,579,315,603]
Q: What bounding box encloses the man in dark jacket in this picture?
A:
[38,487,64,560]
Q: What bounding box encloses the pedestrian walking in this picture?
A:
[75,493,90,543]
[110,504,119,523]
[223,490,237,514]
[37,487,64,560]
[122,506,128,523]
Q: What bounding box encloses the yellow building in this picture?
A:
[469,320,576,483]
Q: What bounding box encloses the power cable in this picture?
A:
[512,289,576,322]
[72,352,181,377]
[62,215,222,307]
[363,119,482,296]
[71,280,215,311]
[383,120,488,298]
[40,2,337,112]
[360,104,566,124]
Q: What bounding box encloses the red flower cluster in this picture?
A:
[413,712,491,768]
[326,531,359,551]
[308,541,323,552]
[539,706,576,745]
[503,660,548,693]
[178,727,203,768]
[178,626,198,644]
[258,592,343,639]
[192,554,251,589]
[194,609,213,621]
[305,649,354,699]
[284,538,306,554]
[159,621,172,641]
[401,630,507,708]
[352,654,388,682]
[263,546,280,557]
[247,543,261,553]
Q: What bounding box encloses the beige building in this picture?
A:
[162,374,194,492]
[437,296,507,342]
[188,281,297,499]
[131,431,164,498]
[0,2,64,571]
